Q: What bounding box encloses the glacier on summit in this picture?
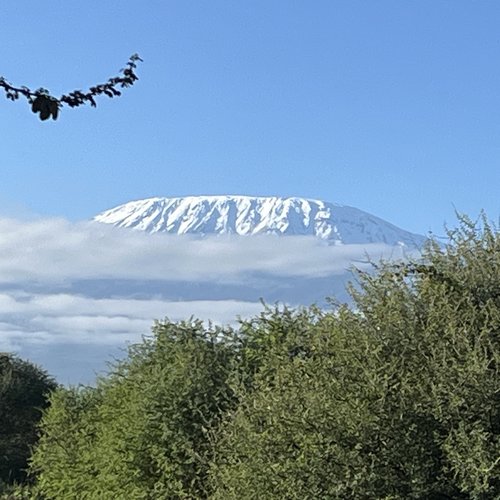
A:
[93,195,426,249]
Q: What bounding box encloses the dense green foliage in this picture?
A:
[27,217,500,498]
[30,321,237,499]
[0,354,56,494]
[212,218,500,499]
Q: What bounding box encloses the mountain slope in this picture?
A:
[93,195,426,248]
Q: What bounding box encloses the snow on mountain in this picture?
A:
[93,195,426,248]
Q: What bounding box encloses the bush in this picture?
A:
[31,320,237,499]
[0,354,56,492]
[210,217,499,498]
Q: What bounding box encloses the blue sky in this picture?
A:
[2,1,500,382]
[1,0,499,235]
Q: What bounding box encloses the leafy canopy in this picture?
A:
[30,216,500,499]
[0,353,57,493]
[30,320,238,499]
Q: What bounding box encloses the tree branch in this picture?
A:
[0,53,142,121]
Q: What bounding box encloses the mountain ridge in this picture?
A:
[93,195,426,249]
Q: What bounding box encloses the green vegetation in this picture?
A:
[211,217,500,499]
[30,321,237,499]
[0,354,56,496]
[2,216,499,498]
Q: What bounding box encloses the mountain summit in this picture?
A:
[94,195,426,248]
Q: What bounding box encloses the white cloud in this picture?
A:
[0,216,412,284]
[0,215,417,384]
[0,291,265,384]
[0,292,264,348]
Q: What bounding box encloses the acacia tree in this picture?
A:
[0,54,142,120]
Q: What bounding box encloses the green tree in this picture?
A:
[29,216,500,499]
[0,353,57,492]
[210,217,499,499]
[31,319,237,499]
[27,385,103,498]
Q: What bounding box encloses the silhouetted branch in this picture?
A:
[0,53,142,120]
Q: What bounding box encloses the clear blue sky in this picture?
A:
[1,0,499,235]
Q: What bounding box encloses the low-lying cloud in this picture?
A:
[0,216,417,383]
[0,292,264,349]
[0,290,265,384]
[0,216,412,284]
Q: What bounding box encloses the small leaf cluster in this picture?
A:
[0,54,142,120]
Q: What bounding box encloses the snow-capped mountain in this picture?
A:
[94,195,426,248]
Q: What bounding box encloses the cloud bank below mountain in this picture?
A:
[0,216,419,384]
[0,216,413,283]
